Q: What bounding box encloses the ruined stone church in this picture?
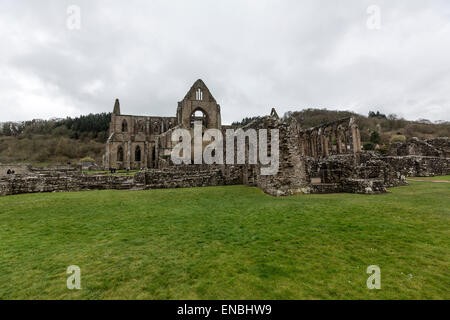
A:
[104,79,222,170]
[104,79,364,173]
[1,79,448,197]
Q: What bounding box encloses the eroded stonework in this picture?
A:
[0,80,449,197]
[104,79,221,170]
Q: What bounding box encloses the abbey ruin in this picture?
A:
[0,79,449,197]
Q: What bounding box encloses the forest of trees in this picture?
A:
[0,113,111,165]
[1,113,111,142]
[231,116,261,127]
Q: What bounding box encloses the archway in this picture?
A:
[135,145,141,162]
[117,146,124,162]
[190,109,208,128]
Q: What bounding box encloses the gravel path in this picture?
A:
[406,179,450,183]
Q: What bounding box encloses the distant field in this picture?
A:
[0,179,449,299]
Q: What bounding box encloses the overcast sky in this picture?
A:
[1,0,449,124]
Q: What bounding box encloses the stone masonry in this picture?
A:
[0,80,448,197]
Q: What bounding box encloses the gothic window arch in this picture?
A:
[117,146,124,162]
[136,120,144,133]
[135,145,141,162]
[122,120,128,133]
[190,109,207,128]
[153,121,160,134]
[195,88,203,100]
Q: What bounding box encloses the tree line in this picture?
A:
[1,113,112,142]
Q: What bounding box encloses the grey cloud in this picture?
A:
[1,0,449,123]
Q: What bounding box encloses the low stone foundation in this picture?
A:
[0,172,136,197]
[341,178,387,194]
[310,153,448,193]
[308,179,387,195]
[382,155,450,177]
[135,165,242,189]
[0,165,243,197]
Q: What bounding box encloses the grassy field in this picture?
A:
[0,179,449,300]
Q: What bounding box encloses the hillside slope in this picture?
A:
[285,109,450,144]
[0,113,110,165]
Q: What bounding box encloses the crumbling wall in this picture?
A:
[0,164,32,177]
[427,137,450,158]
[300,117,361,157]
[237,115,308,196]
[340,179,387,194]
[389,137,449,158]
[382,156,450,177]
[0,165,242,197]
[314,154,357,184]
[134,165,242,189]
[307,152,408,194]
[0,172,135,197]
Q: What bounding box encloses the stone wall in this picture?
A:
[389,137,449,158]
[236,115,308,196]
[0,165,242,197]
[308,179,386,195]
[428,137,450,158]
[381,155,450,177]
[308,151,449,195]
[134,165,242,189]
[299,117,361,157]
[306,152,406,193]
[341,178,387,194]
[0,172,135,197]
[0,164,32,177]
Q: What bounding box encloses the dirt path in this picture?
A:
[406,179,450,183]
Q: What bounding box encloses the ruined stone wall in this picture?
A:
[300,117,361,158]
[134,165,242,190]
[236,115,308,196]
[0,164,32,177]
[177,79,221,130]
[0,172,135,197]
[306,152,406,194]
[381,155,450,177]
[427,137,450,157]
[106,113,176,170]
[0,165,242,197]
[389,137,449,158]
[307,147,449,193]
[313,154,358,184]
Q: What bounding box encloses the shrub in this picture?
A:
[390,134,406,143]
[377,145,390,155]
[363,142,375,151]
[370,131,381,144]
[80,156,95,163]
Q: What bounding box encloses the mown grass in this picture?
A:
[0,180,449,300]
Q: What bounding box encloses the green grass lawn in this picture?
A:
[0,180,449,300]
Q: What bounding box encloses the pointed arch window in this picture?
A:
[135,145,142,162]
[190,109,207,128]
[195,88,203,101]
[117,146,124,162]
[122,120,128,133]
